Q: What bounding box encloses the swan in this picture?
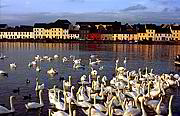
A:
[61,86,75,103]
[25,90,44,109]
[83,104,107,116]
[102,76,107,86]
[36,66,41,72]
[0,70,8,76]
[47,68,58,75]
[64,76,72,87]
[34,55,40,60]
[10,63,16,68]
[62,57,68,63]
[55,90,68,111]
[0,96,15,114]
[49,98,73,116]
[35,78,44,91]
[89,59,98,66]
[54,54,59,59]
[47,57,53,61]
[93,93,107,112]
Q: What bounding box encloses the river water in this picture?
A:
[0,42,179,116]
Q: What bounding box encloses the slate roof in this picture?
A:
[171,26,180,30]
[0,24,8,28]
[155,26,171,34]
[145,24,156,30]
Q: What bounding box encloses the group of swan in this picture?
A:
[0,55,179,116]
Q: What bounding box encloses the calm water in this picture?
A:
[0,42,180,116]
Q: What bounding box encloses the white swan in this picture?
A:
[93,93,107,112]
[36,66,41,72]
[54,54,59,59]
[89,59,98,66]
[0,70,8,76]
[25,90,44,109]
[35,78,44,91]
[0,96,15,114]
[47,68,58,75]
[9,63,16,68]
[49,98,73,116]
[62,57,68,63]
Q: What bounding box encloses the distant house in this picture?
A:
[145,24,156,41]
[155,26,172,41]
[69,30,79,39]
[136,25,147,41]
[170,25,180,41]
[33,19,71,39]
[0,26,33,39]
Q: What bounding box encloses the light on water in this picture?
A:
[0,42,180,116]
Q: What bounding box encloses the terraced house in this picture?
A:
[33,19,71,39]
[0,25,33,39]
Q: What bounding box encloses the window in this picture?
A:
[151,34,153,36]
[177,34,179,36]
[148,34,150,36]
[152,30,153,32]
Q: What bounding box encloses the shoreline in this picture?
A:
[0,39,179,45]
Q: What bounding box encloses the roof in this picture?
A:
[0,27,33,32]
[155,26,171,34]
[34,19,71,29]
[0,24,8,28]
[171,26,180,30]
[145,24,156,30]
[76,21,121,26]
[113,30,137,34]
[34,23,47,28]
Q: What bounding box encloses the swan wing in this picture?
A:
[55,102,64,110]
[94,104,106,112]
[25,102,43,109]
[53,111,69,116]
[0,106,11,114]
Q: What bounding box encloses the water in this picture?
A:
[0,42,180,116]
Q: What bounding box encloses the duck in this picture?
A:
[25,90,44,109]
[0,96,15,114]
[9,63,16,68]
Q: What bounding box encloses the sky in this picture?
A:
[0,0,180,26]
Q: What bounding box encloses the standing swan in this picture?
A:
[0,96,15,114]
[25,90,44,109]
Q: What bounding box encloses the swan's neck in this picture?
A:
[88,106,92,116]
[10,97,15,112]
[168,95,173,116]
[156,97,162,115]
[39,91,43,105]
[88,75,91,84]
[94,95,96,105]
[64,92,67,110]
[71,87,74,98]
[69,100,72,116]
[69,76,72,86]
[57,91,60,102]
[140,98,147,116]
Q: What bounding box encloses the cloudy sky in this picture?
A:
[0,0,180,26]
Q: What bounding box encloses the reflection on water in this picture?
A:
[0,42,179,116]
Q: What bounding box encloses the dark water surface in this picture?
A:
[0,42,180,116]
